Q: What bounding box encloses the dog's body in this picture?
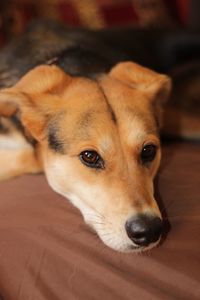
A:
[0,21,198,252]
[1,20,200,139]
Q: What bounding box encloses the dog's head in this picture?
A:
[0,62,171,252]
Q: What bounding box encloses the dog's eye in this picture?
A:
[141,144,157,164]
[79,150,104,169]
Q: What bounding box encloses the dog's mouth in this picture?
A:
[86,212,163,253]
[97,233,160,253]
[128,245,142,250]
[92,225,162,253]
[126,239,161,252]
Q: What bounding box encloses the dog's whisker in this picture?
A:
[84,212,104,220]
[84,212,113,227]
[90,222,106,227]
[84,216,104,224]
[98,232,113,237]
[160,200,174,214]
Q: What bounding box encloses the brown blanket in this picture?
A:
[0,142,200,300]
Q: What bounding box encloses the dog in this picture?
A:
[0,21,174,252]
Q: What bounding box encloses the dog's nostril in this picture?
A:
[125,214,163,247]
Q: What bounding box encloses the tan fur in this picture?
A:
[0,62,171,252]
[0,118,41,180]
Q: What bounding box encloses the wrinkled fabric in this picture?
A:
[0,142,200,300]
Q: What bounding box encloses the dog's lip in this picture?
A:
[127,243,154,251]
[128,239,161,252]
[128,244,142,250]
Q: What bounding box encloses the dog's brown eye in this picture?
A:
[80,150,104,169]
[141,144,157,164]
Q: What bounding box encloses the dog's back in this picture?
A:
[0,20,200,141]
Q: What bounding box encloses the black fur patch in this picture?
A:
[11,115,25,132]
[110,109,117,124]
[48,125,65,154]
[97,81,117,125]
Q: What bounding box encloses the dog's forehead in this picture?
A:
[61,76,152,121]
[59,78,117,128]
[48,76,157,154]
[59,76,156,135]
[48,78,118,153]
[98,76,158,134]
[61,78,111,114]
[98,76,149,116]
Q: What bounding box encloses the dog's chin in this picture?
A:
[100,239,160,253]
[96,230,161,253]
[126,240,160,253]
[102,239,160,253]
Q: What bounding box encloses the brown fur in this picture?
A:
[0,62,171,252]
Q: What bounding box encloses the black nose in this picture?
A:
[125,214,163,247]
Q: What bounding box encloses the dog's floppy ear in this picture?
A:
[0,65,72,140]
[109,62,172,126]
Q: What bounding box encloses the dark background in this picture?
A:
[0,0,199,45]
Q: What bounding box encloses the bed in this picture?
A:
[0,141,199,300]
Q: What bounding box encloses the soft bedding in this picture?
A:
[0,142,199,300]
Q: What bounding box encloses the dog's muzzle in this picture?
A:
[125,214,163,247]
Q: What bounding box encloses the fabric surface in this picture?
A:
[0,142,200,300]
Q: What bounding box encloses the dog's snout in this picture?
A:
[125,214,163,247]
